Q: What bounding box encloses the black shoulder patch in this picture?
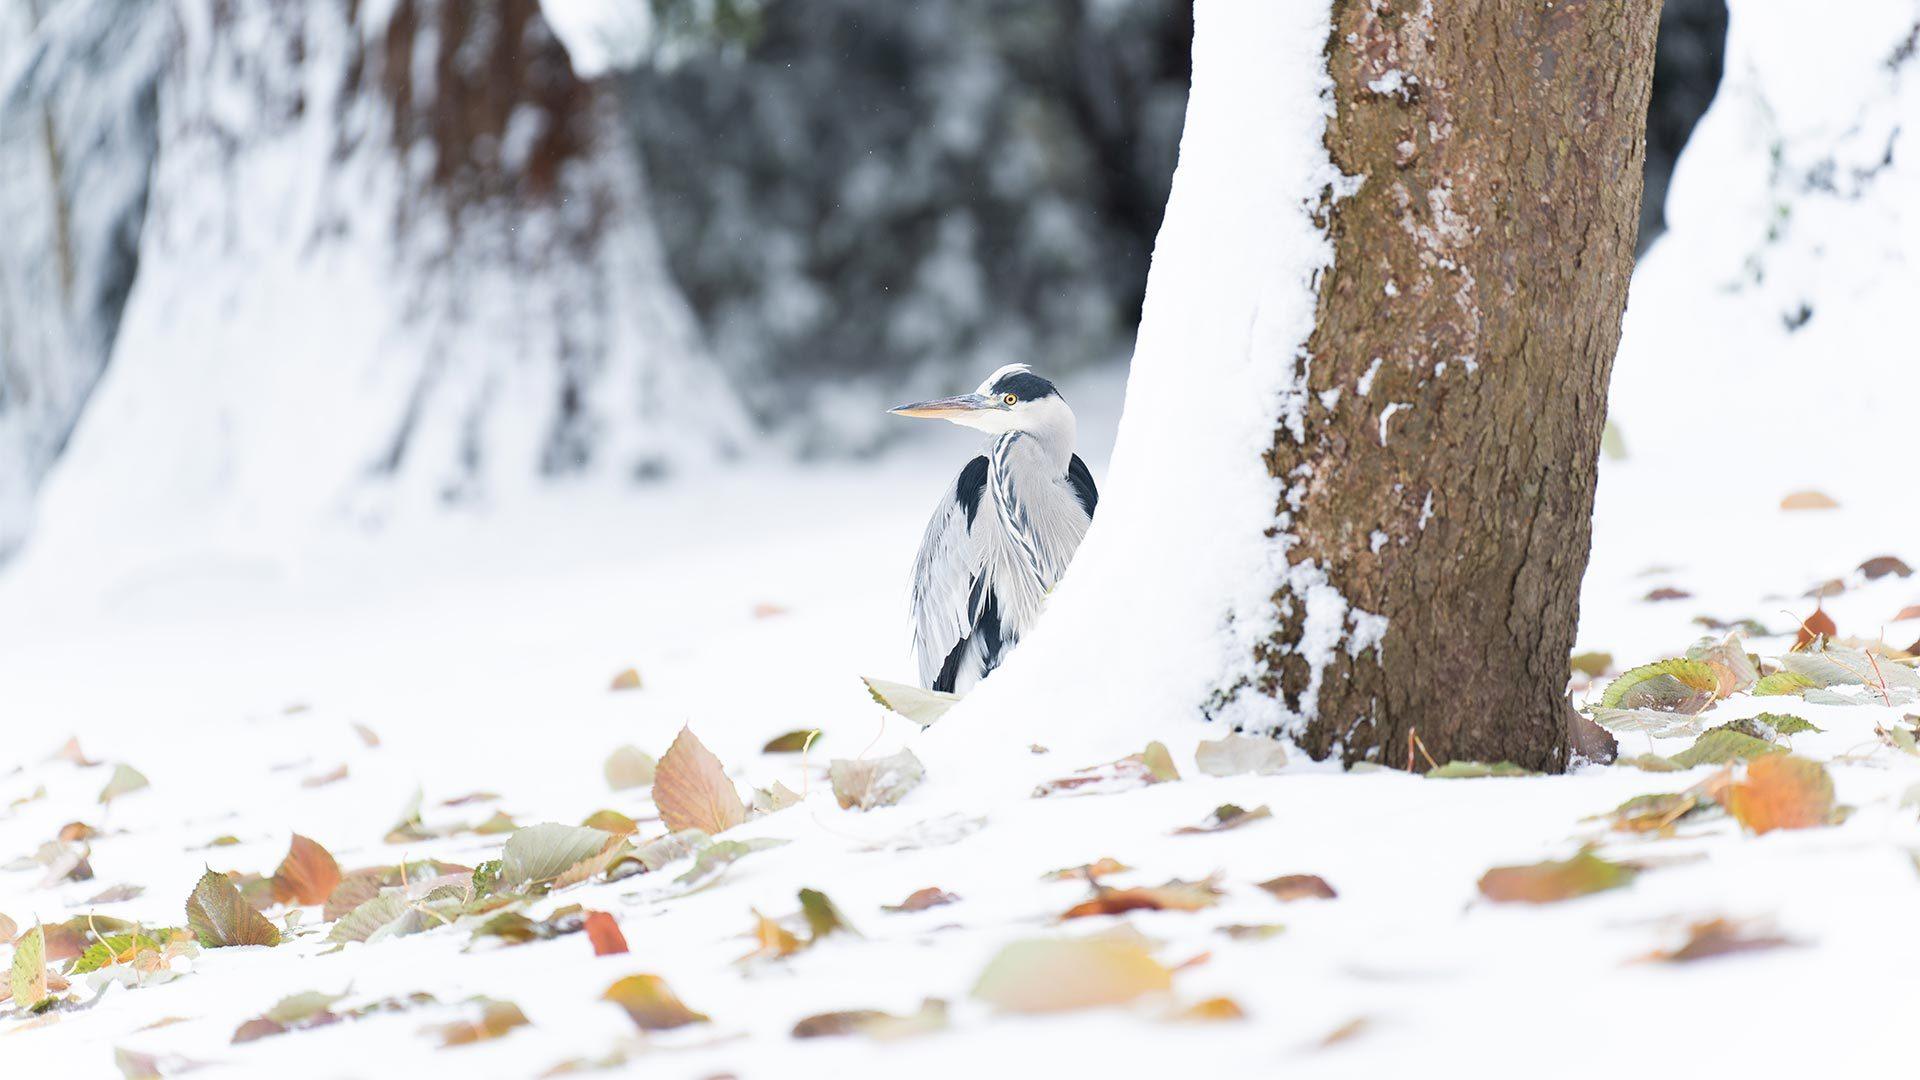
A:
[1066,454,1098,518]
[990,370,1057,401]
[955,455,989,527]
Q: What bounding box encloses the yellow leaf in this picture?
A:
[972,937,1173,1013]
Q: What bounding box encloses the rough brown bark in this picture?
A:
[1265,0,1661,771]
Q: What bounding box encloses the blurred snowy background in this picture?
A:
[0,0,1737,582]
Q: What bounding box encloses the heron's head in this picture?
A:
[888,364,1070,436]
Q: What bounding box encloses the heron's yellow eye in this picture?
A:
[1003,393,1018,406]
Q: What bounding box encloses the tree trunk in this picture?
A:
[1258,0,1661,770]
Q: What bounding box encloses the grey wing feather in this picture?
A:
[909,457,986,688]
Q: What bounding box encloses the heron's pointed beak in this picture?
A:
[888,393,996,420]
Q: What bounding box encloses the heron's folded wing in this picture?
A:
[910,456,988,688]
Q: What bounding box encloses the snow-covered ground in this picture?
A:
[2,341,1918,1077]
[6,0,1920,1076]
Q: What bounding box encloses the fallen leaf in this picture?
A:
[327,892,418,944]
[1062,876,1222,919]
[882,887,958,913]
[799,888,858,940]
[751,781,806,814]
[673,838,788,892]
[52,737,100,767]
[972,937,1173,1013]
[351,723,381,747]
[861,676,961,727]
[1688,633,1759,697]
[1193,735,1288,777]
[1726,755,1837,834]
[1216,923,1286,940]
[1861,555,1913,581]
[0,913,14,940]
[609,668,643,691]
[1795,607,1839,649]
[98,763,150,806]
[1893,604,1920,623]
[1754,671,1817,697]
[653,727,747,835]
[740,909,804,961]
[762,729,822,754]
[1643,587,1692,602]
[301,765,349,788]
[1599,659,1718,714]
[11,923,48,1010]
[1425,761,1538,778]
[603,746,656,790]
[1172,996,1245,1021]
[1175,803,1272,834]
[502,824,618,889]
[1256,874,1337,901]
[1602,792,1705,834]
[440,791,500,807]
[1805,578,1847,600]
[1043,858,1131,882]
[185,869,281,948]
[1780,490,1838,511]
[620,829,710,874]
[1318,1016,1372,1048]
[583,912,627,956]
[603,975,708,1031]
[1034,742,1180,798]
[471,907,587,946]
[1569,651,1614,679]
[791,999,948,1040]
[830,748,926,810]
[580,809,637,836]
[1671,729,1780,769]
[752,602,789,619]
[1644,917,1792,963]
[271,834,343,906]
[434,998,529,1047]
[1755,712,1822,736]
[1477,852,1635,904]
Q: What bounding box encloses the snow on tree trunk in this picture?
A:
[10,0,739,573]
[0,0,168,560]
[926,0,1659,779]
[1275,0,1660,771]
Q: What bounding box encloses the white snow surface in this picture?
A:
[4,0,1920,1077]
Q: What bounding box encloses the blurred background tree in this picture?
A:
[0,0,1728,561]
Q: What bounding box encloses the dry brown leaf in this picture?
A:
[1032,743,1179,798]
[1894,604,1920,623]
[1643,917,1792,963]
[609,667,643,691]
[1256,874,1338,902]
[829,748,926,810]
[1780,490,1839,511]
[791,999,948,1040]
[583,911,628,956]
[602,974,708,1031]
[652,726,746,835]
[1061,876,1222,919]
[1860,555,1913,581]
[1794,606,1838,650]
[271,834,343,906]
[1643,587,1692,602]
[56,821,95,843]
[882,887,959,913]
[1726,755,1836,834]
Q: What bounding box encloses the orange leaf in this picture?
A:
[583,911,628,956]
[653,727,746,835]
[1794,606,1837,650]
[1726,755,1835,835]
[271,834,342,906]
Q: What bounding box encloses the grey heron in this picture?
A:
[891,364,1098,693]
